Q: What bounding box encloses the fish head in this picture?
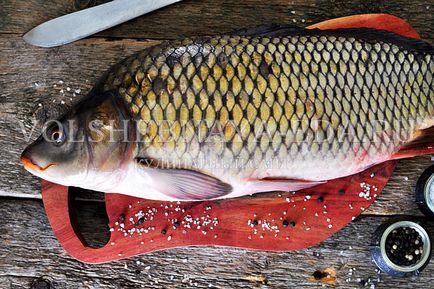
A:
[21,91,135,189]
[20,110,89,185]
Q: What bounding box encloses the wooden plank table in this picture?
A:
[0,0,433,288]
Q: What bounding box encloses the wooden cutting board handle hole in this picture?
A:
[69,187,110,249]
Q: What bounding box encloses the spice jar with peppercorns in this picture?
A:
[370,219,431,277]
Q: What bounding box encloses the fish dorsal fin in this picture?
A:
[392,126,434,159]
[307,14,421,39]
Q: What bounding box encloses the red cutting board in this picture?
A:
[41,161,396,264]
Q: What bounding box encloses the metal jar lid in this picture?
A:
[370,219,432,277]
[416,165,434,218]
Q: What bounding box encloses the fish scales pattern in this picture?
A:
[103,34,433,178]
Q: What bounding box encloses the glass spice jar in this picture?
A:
[416,165,434,218]
[370,219,431,277]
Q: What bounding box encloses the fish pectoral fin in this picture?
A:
[246,178,325,194]
[136,159,232,200]
[155,169,232,201]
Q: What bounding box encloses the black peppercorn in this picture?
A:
[118,213,125,222]
[312,270,327,280]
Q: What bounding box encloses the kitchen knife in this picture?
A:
[23,0,181,48]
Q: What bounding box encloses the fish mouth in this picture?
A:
[20,156,55,172]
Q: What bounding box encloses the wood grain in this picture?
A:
[1,198,433,289]
[0,0,433,287]
[1,0,433,43]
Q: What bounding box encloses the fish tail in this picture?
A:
[392,125,434,159]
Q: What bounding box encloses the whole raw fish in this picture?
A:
[21,17,433,201]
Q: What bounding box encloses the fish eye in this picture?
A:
[49,123,66,146]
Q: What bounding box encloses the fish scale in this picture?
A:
[102,29,433,182]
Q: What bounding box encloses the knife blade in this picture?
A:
[23,0,182,48]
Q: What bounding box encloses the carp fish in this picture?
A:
[21,14,433,201]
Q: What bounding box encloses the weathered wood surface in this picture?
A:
[0,0,434,288]
[1,199,434,289]
[0,33,433,215]
[1,0,433,43]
